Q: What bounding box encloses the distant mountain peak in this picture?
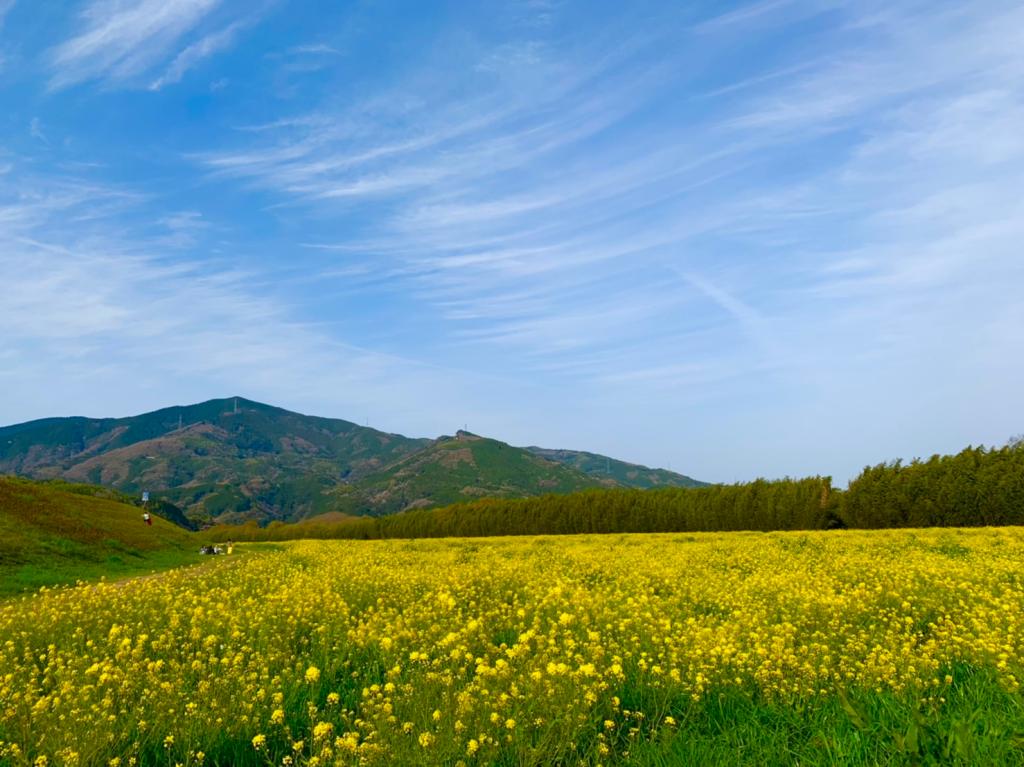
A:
[525,446,706,489]
[0,398,706,524]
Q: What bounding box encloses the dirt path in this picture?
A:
[107,552,246,589]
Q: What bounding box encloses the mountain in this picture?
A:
[0,398,429,524]
[0,476,197,595]
[1,398,705,524]
[333,431,614,516]
[525,447,707,488]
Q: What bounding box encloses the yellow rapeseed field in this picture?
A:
[1,528,1023,766]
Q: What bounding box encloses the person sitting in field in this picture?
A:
[142,511,152,526]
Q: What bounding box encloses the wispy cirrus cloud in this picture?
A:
[191,28,712,356]
[0,0,15,28]
[286,43,342,56]
[7,0,1023,481]
[48,0,255,90]
[148,18,245,90]
[0,160,496,436]
[183,0,1024,478]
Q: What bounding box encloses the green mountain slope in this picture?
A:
[525,447,707,488]
[0,476,198,595]
[1,399,707,524]
[334,431,614,516]
[0,398,429,524]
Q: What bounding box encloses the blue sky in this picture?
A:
[1,0,1021,484]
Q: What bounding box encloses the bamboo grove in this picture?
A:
[211,442,1024,542]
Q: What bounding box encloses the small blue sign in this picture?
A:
[142,491,150,503]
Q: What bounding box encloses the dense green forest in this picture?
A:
[210,441,1024,542]
[840,441,1024,528]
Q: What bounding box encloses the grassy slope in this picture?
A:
[0,476,199,596]
[31,477,196,529]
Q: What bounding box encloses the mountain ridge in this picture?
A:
[332,431,614,516]
[0,398,705,524]
[525,446,706,489]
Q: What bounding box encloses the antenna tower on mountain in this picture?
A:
[234,398,238,414]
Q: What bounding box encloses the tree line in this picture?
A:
[839,441,1024,528]
[208,441,1024,542]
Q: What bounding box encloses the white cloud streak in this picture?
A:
[9,0,1022,481]
[0,163,499,438]
[0,0,15,28]
[148,18,246,90]
[50,0,222,89]
[184,0,1024,480]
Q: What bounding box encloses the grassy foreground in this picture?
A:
[0,477,199,596]
[1,529,1023,765]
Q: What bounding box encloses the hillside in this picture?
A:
[333,431,613,516]
[1,399,706,524]
[0,476,198,595]
[526,447,707,488]
[0,398,429,525]
[30,478,196,530]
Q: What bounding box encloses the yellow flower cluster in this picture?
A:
[1,528,1022,765]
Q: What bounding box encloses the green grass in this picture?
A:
[624,667,1024,766]
[0,475,202,597]
[0,546,205,597]
[107,675,1023,767]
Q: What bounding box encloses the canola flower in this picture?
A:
[0,528,1022,765]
